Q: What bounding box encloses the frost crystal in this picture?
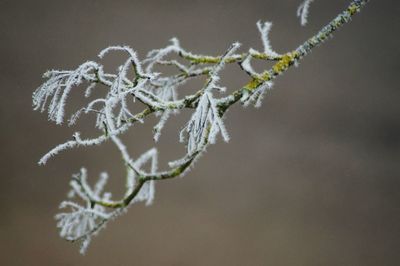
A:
[56,169,113,254]
[242,82,273,108]
[33,62,99,124]
[297,0,315,26]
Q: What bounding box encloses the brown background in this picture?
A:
[1,0,399,265]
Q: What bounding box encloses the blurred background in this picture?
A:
[1,0,399,265]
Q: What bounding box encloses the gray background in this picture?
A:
[1,0,399,265]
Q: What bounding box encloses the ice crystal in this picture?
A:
[297,0,315,26]
[56,169,113,254]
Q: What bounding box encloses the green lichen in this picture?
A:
[272,52,298,74]
[244,78,262,91]
[348,4,359,15]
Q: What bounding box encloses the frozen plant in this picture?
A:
[32,0,370,254]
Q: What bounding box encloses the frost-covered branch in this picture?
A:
[33,0,370,253]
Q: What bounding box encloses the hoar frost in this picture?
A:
[31,0,370,253]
